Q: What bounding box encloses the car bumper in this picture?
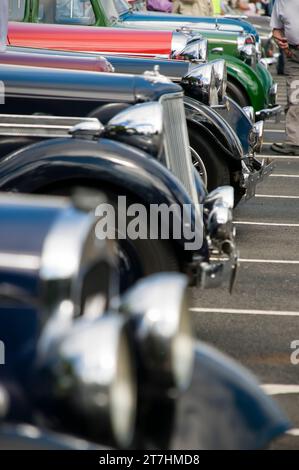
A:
[199,251,238,292]
[242,156,275,200]
[255,104,282,121]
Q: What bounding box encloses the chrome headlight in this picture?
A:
[204,186,235,248]
[171,32,208,62]
[36,313,137,448]
[183,62,219,106]
[105,102,164,157]
[120,273,194,392]
[210,59,227,104]
[237,34,257,66]
[250,120,264,153]
[243,106,255,124]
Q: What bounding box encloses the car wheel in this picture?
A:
[44,186,180,291]
[227,80,250,108]
[188,127,230,192]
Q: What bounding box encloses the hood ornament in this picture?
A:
[143,66,171,84]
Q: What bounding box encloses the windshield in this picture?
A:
[100,0,120,20]
[38,0,96,25]
[8,0,26,21]
[113,0,130,15]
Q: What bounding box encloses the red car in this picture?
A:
[7,21,205,61]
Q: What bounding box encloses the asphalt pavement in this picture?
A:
[190,70,299,449]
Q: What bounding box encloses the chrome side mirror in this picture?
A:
[105,102,164,157]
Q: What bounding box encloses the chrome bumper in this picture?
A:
[191,185,238,292]
[199,251,238,293]
[242,157,275,200]
[255,104,282,121]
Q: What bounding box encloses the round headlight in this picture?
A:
[183,62,219,106]
[172,33,208,62]
[105,101,164,157]
[211,59,227,104]
[120,273,194,392]
[36,313,137,448]
[237,34,257,66]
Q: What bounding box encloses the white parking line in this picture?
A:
[236,221,299,227]
[262,384,299,395]
[257,154,299,159]
[256,195,299,199]
[264,129,285,133]
[264,142,283,145]
[239,258,299,264]
[190,307,299,316]
[271,174,299,178]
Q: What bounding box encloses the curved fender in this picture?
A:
[168,341,290,450]
[0,137,207,258]
[184,96,243,165]
[0,425,103,450]
[224,55,266,111]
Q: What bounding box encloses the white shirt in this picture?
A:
[0,0,8,52]
[270,0,299,45]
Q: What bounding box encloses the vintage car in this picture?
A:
[0,62,241,291]
[0,192,290,449]
[1,46,271,201]
[7,19,280,115]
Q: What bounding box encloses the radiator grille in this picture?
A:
[160,93,198,205]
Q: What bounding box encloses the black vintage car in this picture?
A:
[0,193,290,450]
[0,64,237,290]
[3,46,270,202]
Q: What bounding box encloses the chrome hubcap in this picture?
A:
[190,147,208,187]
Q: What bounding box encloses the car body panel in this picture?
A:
[167,341,290,450]
[7,21,173,57]
[0,49,113,72]
[0,137,206,258]
[1,47,249,159]
[6,22,273,112]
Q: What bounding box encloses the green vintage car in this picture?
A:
[8,0,279,116]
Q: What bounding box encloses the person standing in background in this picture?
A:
[173,0,214,16]
[147,0,173,12]
[271,0,299,155]
[212,0,222,14]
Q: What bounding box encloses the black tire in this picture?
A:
[226,80,250,108]
[43,185,180,290]
[107,194,180,290]
[188,126,230,192]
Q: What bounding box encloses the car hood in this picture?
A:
[8,21,174,57]
[121,10,258,39]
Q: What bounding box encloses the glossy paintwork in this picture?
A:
[0,57,245,165]
[9,0,258,38]
[184,97,243,161]
[6,22,272,112]
[0,137,206,257]
[0,63,181,112]
[0,49,113,72]
[213,54,273,112]
[215,97,252,156]
[8,21,173,56]
[170,342,290,450]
